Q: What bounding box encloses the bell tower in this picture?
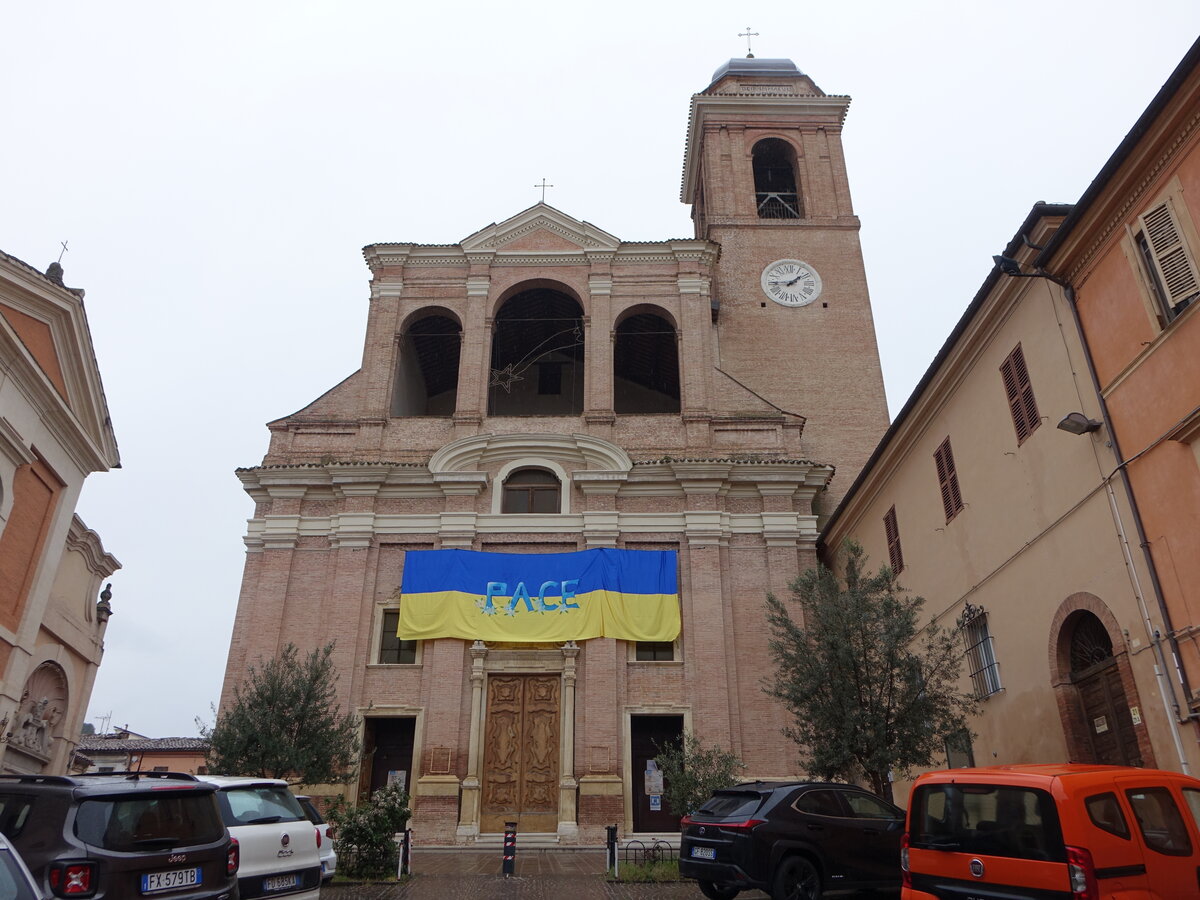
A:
[683,57,889,511]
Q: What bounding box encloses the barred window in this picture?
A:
[883,505,904,574]
[933,438,964,522]
[959,605,1001,698]
[379,609,417,665]
[1000,344,1040,444]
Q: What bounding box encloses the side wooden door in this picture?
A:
[481,674,560,832]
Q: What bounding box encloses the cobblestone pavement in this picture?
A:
[323,850,893,898]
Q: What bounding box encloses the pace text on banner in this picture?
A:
[397,548,679,643]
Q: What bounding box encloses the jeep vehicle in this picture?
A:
[679,780,905,899]
[0,772,238,900]
[194,776,320,900]
[904,764,1200,900]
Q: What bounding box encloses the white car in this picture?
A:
[0,833,40,900]
[296,796,337,883]
[194,776,321,900]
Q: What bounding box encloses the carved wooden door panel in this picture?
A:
[1077,662,1141,766]
[481,674,560,833]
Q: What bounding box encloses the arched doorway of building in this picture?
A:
[1065,611,1142,766]
[488,287,584,416]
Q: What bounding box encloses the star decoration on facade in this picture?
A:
[489,364,524,393]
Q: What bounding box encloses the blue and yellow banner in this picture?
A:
[397,548,679,643]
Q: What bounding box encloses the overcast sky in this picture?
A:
[3,2,1198,737]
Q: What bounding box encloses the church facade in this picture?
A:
[222,56,888,843]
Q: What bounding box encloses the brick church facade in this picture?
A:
[221,55,888,843]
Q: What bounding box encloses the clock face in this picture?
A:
[761,259,823,307]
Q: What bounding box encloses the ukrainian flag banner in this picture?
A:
[397,548,679,643]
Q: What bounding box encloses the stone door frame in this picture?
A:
[458,641,580,841]
[622,704,692,834]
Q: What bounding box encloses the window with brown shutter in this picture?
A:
[1138,200,1200,321]
[933,437,964,522]
[1000,343,1041,444]
[883,505,904,574]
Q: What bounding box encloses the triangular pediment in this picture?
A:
[0,251,120,472]
[459,203,621,253]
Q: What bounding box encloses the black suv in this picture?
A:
[679,781,904,900]
[0,772,238,900]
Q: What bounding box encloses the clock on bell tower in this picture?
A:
[681,56,889,510]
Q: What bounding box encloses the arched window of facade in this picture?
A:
[752,138,802,219]
[501,468,561,514]
[613,311,680,413]
[489,288,584,416]
[392,312,461,416]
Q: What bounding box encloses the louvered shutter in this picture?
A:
[934,438,963,521]
[1140,202,1200,309]
[1000,345,1040,443]
[884,506,904,573]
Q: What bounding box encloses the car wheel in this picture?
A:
[697,881,740,900]
[772,855,822,900]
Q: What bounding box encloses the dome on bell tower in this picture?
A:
[708,57,803,84]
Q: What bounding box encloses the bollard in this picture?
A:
[502,821,517,877]
[400,828,412,876]
[605,824,618,875]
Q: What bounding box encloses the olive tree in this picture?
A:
[201,642,359,783]
[765,541,975,802]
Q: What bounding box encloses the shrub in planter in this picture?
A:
[327,782,412,879]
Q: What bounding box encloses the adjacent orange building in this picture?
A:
[1037,36,1200,747]
[823,37,1200,784]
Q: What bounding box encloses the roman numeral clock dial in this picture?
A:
[761,259,823,307]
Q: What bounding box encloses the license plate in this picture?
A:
[263,874,300,892]
[690,846,716,860]
[141,868,201,893]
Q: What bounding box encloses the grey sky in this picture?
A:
[2,1,1197,737]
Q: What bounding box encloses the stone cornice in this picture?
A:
[1052,104,1200,284]
[65,515,122,576]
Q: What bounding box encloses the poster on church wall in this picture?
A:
[397,548,680,643]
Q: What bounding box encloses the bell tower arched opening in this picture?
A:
[752,138,802,219]
[613,310,680,414]
[488,288,584,416]
[392,311,461,416]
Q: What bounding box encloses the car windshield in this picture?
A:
[298,799,324,826]
[216,786,305,826]
[74,793,225,851]
[910,783,1066,862]
[0,849,37,900]
[696,792,763,819]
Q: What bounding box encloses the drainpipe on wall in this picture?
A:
[1056,278,1195,773]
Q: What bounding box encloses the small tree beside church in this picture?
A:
[764,541,975,802]
[202,642,359,783]
[653,732,746,817]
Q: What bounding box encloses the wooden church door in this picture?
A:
[480,674,560,833]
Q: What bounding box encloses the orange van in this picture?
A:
[902,764,1200,900]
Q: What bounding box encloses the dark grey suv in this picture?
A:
[679,781,904,900]
[0,772,238,900]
